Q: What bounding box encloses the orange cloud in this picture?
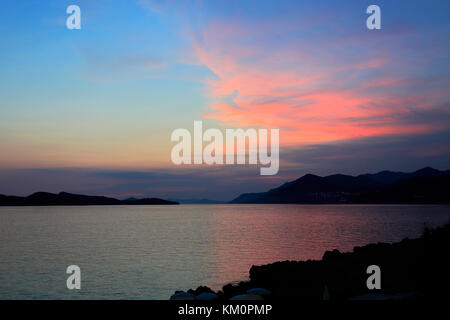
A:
[191,19,447,147]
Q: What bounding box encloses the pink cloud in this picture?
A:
[189,18,449,146]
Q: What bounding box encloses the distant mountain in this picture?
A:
[123,197,138,201]
[168,198,226,204]
[231,167,450,204]
[0,192,178,206]
[359,170,409,185]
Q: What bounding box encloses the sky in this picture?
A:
[0,0,449,200]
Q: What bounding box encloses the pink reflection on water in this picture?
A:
[203,204,448,290]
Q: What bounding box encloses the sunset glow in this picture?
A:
[0,0,449,200]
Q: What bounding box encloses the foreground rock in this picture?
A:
[230,294,264,300]
[173,222,450,300]
[170,286,219,301]
[246,288,272,296]
[170,291,195,300]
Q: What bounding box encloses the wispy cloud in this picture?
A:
[191,15,450,145]
[136,1,450,147]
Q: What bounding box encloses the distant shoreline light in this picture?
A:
[170,121,279,175]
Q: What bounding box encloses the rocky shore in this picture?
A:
[171,221,450,300]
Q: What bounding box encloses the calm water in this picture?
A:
[0,204,449,299]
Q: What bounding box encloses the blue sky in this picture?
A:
[0,1,449,200]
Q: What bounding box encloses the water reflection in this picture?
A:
[0,204,449,299]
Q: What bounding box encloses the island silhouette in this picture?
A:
[1,167,449,206]
[231,167,450,204]
[0,191,178,206]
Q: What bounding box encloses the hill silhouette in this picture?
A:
[231,167,450,204]
[0,192,178,206]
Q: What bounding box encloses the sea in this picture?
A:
[0,204,449,299]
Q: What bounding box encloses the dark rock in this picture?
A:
[172,222,450,300]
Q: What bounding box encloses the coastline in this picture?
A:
[172,221,450,300]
